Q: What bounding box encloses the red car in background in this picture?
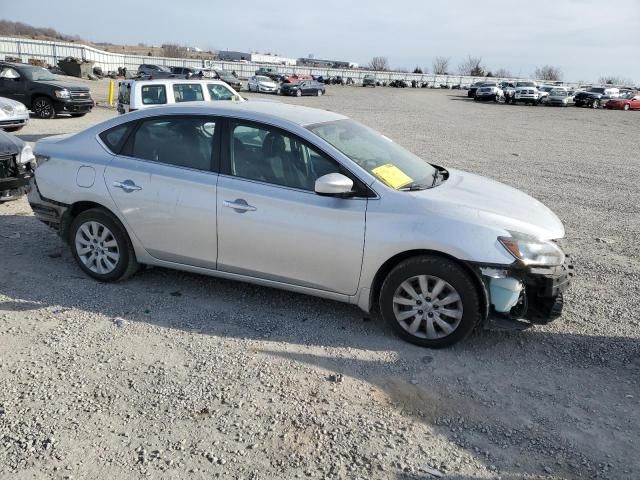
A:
[605,93,640,111]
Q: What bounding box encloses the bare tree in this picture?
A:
[367,56,390,71]
[413,66,423,74]
[458,55,484,76]
[494,68,512,78]
[598,75,634,86]
[162,43,187,58]
[534,65,562,81]
[432,56,450,75]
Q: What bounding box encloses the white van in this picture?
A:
[116,79,243,114]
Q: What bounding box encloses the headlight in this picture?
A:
[17,144,36,165]
[15,103,27,111]
[498,232,565,266]
[55,89,70,99]
[1,104,14,115]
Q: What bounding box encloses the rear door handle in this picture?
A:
[112,180,142,193]
[223,199,256,213]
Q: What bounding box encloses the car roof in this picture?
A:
[118,101,347,127]
[120,79,230,86]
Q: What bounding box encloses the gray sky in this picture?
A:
[3,0,639,83]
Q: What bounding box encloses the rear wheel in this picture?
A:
[592,99,600,109]
[70,208,139,282]
[379,255,481,348]
[32,96,55,119]
[317,89,322,96]
[296,89,302,97]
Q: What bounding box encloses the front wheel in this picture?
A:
[592,100,600,109]
[623,104,630,111]
[32,96,56,119]
[296,89,302,97]
[70,208,139,282]
[317,89,322,96]
[379,255,481,348]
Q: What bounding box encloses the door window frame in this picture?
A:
[112,114,222,174]
[219,117,374,197]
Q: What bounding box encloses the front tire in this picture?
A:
[317,89,322,96]
[296,89,302,97]
[32,96,56,119]
[70,208,139,282]
[379,255,481,348]
[623,104,630,111]
[592,99,600,109]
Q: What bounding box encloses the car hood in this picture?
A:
[0,130,24,154]
[409,168,564,240]
[37,80,90,91]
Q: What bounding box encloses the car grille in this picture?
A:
[68,90,91,100]
[0,154,17,179]
[0,119,26,126]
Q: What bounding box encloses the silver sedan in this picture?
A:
[28,102,570,347]
[0,96,29,131]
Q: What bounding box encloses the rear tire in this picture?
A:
[70,208,139,282]
[592,100,600,109]
[379,255,482,348]
[296,90,302,97]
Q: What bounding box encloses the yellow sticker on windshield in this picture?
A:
[372,163,413,189]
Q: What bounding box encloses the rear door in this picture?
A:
[104,115,220,268]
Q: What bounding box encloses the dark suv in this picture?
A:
[0,62,94,119]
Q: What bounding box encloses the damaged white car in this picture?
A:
[28,102,572,348]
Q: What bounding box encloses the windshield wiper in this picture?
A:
[398,183,429,191]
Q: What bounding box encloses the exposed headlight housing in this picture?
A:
[1,104,14,114]
[55,89,70,99]
[17,144,36,165]
[498,232,565,266]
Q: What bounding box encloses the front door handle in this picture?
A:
[112,180,142,193]
[223,199,256,213]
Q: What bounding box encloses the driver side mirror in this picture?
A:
[315,173,354,197]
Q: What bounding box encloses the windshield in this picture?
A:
[516,82,535,87]
[550,90,567,96]
[22,66,57,81]
[308,119,437,190]
[255,76,270,82]
[589,88,605,93]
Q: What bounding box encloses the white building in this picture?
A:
[250,53,296,66]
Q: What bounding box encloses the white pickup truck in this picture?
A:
[511,81,541,105]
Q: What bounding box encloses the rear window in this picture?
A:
[99,123,133,154]
[141,85,167,105]
[173,84,204,102]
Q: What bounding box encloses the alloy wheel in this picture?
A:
[34,98,53,118]
[392,275,464,339]
[75,221,120,274]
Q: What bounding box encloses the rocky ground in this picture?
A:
[1,86,638,479]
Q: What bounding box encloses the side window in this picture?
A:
[99,123,134,153]
[141,85,166,105]
[173,84,204,102]
[130,117,217,171]
[0,67,20,79]
[229,122,342,191]
[207,84,234,100]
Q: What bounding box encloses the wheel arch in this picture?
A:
[368,249,489,320]
[61,200,123,244]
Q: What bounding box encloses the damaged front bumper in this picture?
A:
[473,257,573,325]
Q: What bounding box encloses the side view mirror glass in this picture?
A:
[315,173,354,197]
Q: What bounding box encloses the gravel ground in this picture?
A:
[1,86,639,480]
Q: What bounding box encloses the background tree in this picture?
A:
[598,75,634,86]
[368,56,390,71]
[534,65,562,81]
[494,68,512,78]
[458,55,484,76]
[432,56,450,75]
[162,43,187,58]
[413,66,423,74]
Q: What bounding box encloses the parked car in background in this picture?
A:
[546,88,574,107]
[574,87,620,108]
[213,70,243,91]
[512,82,541,105]
[0,96,29,131]
[0,62,94,119]
[362,74,376,87]
[116,79,241,114]
[137,64,172,79]
[605,92,640,111]
[467,81,485,97]
[28,101,570,348]
[474,83,503,102]
[247,75,278,94]
[255,67,281,81]
[0,129,35,202]
[279,80,326,97]
[536,85,555,104]
[170,66,197,78]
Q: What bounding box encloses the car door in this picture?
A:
[103,115,220,269]
[216,119,368,295]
